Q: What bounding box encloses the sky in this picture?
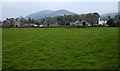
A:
[0,0,119,20]
[1,0,119,2]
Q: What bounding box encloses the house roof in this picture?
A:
[74,20,82,24]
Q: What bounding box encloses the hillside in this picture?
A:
[100,12,118,18]
[25,9,76,20]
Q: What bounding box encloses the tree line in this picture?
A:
[107,14,120,27]
[20,12,119,27]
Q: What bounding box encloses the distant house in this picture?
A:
[82,20,91,26]
[14,18,21,27]
[70,20,91,27]
[74,20,83,26]
[2,18,38,28]
[3,18,22,28]
[38,25,46,27]
[48,23,59,27]
[21,23,37,27]
[43,17,59,27]
[3,19,12,28]
[98,18,108,26]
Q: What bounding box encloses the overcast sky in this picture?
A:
[0,0,119,20]
[1,0,119,2]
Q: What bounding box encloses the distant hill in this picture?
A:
[100,12,118,18]
[25,9,77,20]
[26,10,118,20]
[25,10,54,20]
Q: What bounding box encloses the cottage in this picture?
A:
[74,20,83,26]
[21,23,37,27]
[82,20,91,26]
[47,23,59,27]
[3,19,11,28]
[3,18,21,28]
[43,17,59,27]
[38,24,46,27]
[14,18,21,27]
[98,18,108,26]
[70,20,91,27]
[70,20,82,27]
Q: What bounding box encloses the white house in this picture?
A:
[14,18,21,27]
[98,18,108,27]
[98,18,107,25]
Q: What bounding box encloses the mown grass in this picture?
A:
[0,28,2,70]
[2,27,118,69]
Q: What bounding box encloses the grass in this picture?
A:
[2,27,118,69]
[0,28,2,70]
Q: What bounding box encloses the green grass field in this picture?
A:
[2,27,118,69]
[0,28,2,70]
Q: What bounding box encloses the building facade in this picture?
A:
[3,18,21,28]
